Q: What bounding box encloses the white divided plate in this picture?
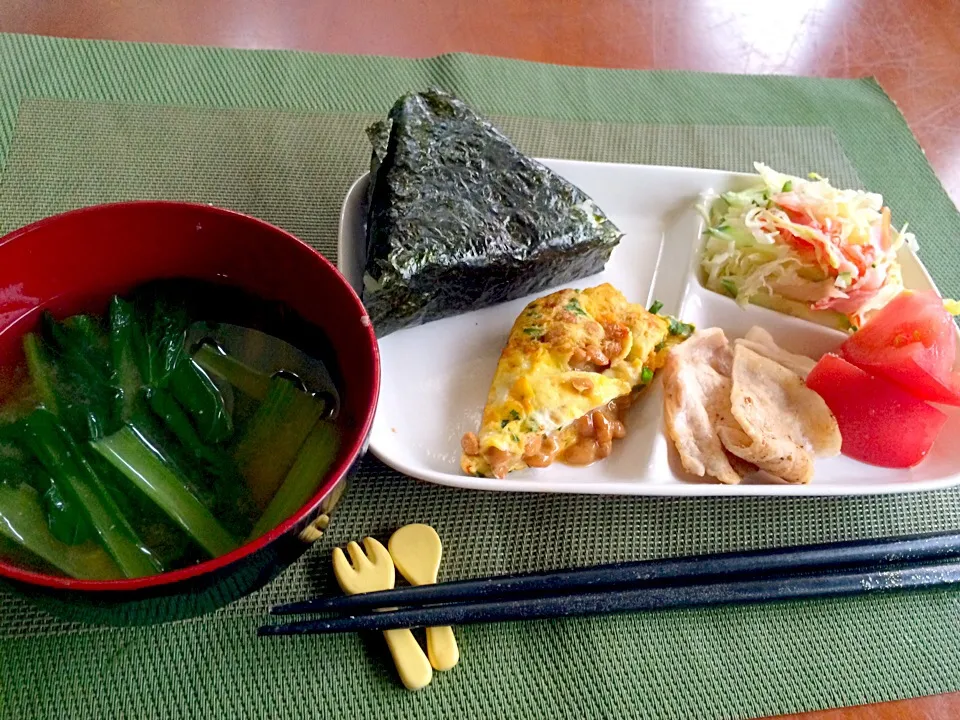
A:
[338,159,960,496]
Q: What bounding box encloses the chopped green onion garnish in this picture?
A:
[564,299,588,316]
[782,181,793,192]
[668,318,695,338]
[500,410,519,429]
[648,300,663,315]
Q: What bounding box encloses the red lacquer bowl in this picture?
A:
[0,202,379,623]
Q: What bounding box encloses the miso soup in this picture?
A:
[0,279,343,580]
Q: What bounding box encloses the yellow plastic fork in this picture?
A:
[332,537,433,690]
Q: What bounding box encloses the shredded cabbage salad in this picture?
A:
[699,163,918,330]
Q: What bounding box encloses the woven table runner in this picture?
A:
[1,32,959,720]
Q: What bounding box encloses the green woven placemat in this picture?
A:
[1,32,960,720]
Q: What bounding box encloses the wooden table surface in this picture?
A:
[2,1,959,717]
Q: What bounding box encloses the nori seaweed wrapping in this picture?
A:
[362,89,623,337]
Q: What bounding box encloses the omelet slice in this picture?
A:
[461,283,685,478]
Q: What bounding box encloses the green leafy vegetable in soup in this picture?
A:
[0,281,344,579]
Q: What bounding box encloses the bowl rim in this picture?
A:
[0,200,381,593]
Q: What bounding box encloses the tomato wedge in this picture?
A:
[840,290,960,405]
[806,354,947,468]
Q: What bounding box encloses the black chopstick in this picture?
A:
[270,530,960,615]
[259,558,960,635]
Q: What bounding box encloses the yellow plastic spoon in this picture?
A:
[388,524,460,671]
[332,537,433,690]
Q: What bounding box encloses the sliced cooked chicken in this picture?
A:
[662,328,747,485]
[722,344,841,484]
[734,326,816,380]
